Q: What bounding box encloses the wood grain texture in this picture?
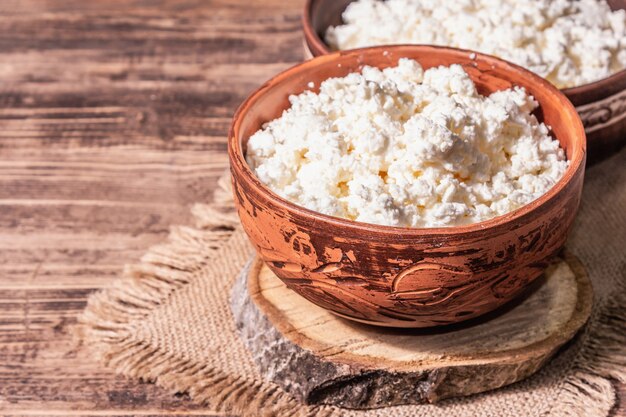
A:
[0,1,302,415]
[231,254,593,409]
[0,0,623,416]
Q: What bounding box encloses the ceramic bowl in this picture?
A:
[228,46,586,328]
[302,0,626,162]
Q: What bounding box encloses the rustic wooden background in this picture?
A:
[0,1,622,416]
[0,0,299,415]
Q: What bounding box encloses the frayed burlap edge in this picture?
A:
[78,174,334,417]
[545,283,626,417]
[78,172,625,417]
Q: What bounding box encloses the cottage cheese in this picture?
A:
[326,0,626,89]
[246,59,568,228]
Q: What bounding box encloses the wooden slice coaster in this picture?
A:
[231,251,593,410]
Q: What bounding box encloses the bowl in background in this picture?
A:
[302,0,626,163]
[228,46,586,328]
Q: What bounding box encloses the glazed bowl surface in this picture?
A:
[303,0,626,162]
[228,45,586,327]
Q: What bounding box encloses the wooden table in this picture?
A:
[0,1,622,416]
[0,1,299,415]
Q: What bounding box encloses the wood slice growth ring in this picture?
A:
[231,251,593,409]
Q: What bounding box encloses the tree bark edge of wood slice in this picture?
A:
[230,250,593,410]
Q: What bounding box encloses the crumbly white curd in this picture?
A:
[246,59,568,228]
[326,0,626,89]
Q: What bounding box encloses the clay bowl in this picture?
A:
[228,45,586,328]
[303,0,626,163]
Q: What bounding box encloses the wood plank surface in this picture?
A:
[0,1,301,415]
[0,1,622,416]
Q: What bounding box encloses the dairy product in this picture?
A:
[326,0,626,89]
[246,59,568,228]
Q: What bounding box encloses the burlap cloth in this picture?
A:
[79,147,626,417]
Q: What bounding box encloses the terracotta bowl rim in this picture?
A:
[301,0,626,95]
[228,45,586,237]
